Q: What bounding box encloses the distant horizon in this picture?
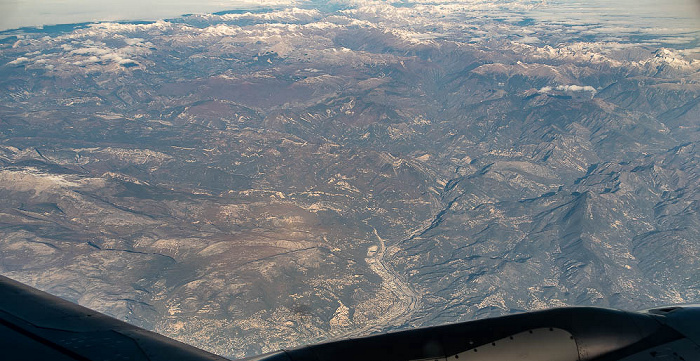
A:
[0,0,297,32]
[1,0,698,33]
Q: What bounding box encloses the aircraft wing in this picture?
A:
[1,274,699,361]
[0,274,229,361]
[251,304,700,361]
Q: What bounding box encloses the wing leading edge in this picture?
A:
[250,306,700,361]
[1,274,699,361]
[0,274,229,361]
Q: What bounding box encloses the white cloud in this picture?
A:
[215,7,321,22]
[538,84,597,94]
[7,57,30,65]
[4,0,697,77]
[518,35,540,44]
[557,84,597,93]
[201,24,242,36]
[123,37,145,46]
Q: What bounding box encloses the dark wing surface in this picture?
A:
[250,305,700,361]
[0,274,229,361]
[2,273,700,361]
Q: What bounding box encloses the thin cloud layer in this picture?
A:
[539,85,597,94]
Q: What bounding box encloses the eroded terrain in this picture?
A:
[0,0,699,358]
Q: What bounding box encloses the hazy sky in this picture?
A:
[0,0,698,32]
[531,0,700,36]
[0,0,296,31]
[544,0,700,22]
